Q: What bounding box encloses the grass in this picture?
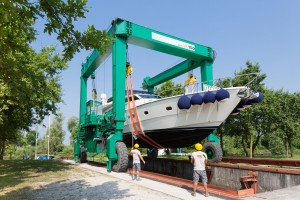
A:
[87,153,107,163]
[0,160,99,199]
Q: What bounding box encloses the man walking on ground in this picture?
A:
[190,143,209,197]
[130,143,145,181]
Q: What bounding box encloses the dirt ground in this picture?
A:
[20,174,181,200]
[17,160,223,200]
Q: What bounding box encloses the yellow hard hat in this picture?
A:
[195,143,202,151]
[134,143,139,149]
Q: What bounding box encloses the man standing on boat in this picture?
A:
[190,143,209,197]
[130,143,145,181]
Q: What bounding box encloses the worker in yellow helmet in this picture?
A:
[190,143,209,197]
[184,73,196,93]
[130,143,145,181]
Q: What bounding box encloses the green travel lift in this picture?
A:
[74,18,217,172]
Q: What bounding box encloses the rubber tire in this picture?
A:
[203,142,223,163]
[79,148,87,163]
[112,142,129,172]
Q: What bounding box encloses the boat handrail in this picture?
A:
[156,73,259,96]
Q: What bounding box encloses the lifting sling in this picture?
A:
[126,74,164,149]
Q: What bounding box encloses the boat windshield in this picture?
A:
[138,94,161,99]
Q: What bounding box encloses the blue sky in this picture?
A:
[32,0,300,144]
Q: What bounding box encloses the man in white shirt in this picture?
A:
[130,143,145,181]
[190,143,209,197]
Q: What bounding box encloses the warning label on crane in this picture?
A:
[152,32,195,51]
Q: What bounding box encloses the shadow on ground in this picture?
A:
[2,178,134,200]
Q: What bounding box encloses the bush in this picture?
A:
[56,145,74,158]
[268,135,285,155]
[4,145,37,160]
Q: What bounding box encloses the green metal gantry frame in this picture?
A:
[74,18,214,171]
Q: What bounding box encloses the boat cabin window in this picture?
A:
[125,95,139,102]
[106,92,160,103]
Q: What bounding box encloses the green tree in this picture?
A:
[0,1,112,159]
[0,46,67,159]
[271,91,300,157]
[1,130,27,159]
[48,113,65,153]
[26,130,38,146]
[0,0,112,62]
[220,61,267,157]
[154,80,183,97]
[37,137,47,155]
[261,131,285,155]
[67,116,79,146]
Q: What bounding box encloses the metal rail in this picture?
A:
[222,157,300,168]
[63,157,300,198]
[85,160,241,199]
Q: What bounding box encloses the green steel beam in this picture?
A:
[112,18,214,91]
[81,18,214,94]
[81,27,113,78]
[81,47,112,78]
[79,76,87,125]
[105,35,127,171]
[201,61,214,88]
[112,36,126,126]
[142,59,201,90]
[113,18,213,62]
[106,132,122,171]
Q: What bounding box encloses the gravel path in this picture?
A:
[23,160,224,200]
[25,175,179,200]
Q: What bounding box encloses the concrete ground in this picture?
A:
[28,160,224,200]
[242,185,300,200]
[26,160,300,200]
[69,161,222,200]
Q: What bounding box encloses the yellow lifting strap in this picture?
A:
[126,74,164,149]
[92,89,97,100]
[126,62,133,77]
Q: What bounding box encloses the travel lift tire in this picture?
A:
[203,142,223,163]
[79,146,87,163]
[112,141,129,172]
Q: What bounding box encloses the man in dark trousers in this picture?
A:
[190,143,209,197]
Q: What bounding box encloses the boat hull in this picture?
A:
[122,87,246,148]
[122,127,216,148]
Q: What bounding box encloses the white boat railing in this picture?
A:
[155,73,259,97]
